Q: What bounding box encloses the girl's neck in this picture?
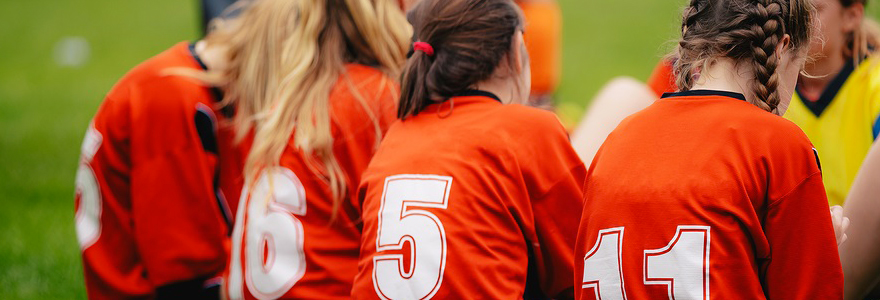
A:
[194,40,229,71]
[799,52,847,101]
[472,76,525,105]
[690,58,751,98]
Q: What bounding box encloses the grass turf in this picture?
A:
[0,0,199,297]
[2,0,878,298]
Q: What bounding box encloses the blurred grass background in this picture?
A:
[0,0,200,298]
[1,0,877,298]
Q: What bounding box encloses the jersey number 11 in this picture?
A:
[582,226,710,300]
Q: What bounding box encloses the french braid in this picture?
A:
[673,0,813,114]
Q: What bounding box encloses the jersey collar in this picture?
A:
[795,59,855,117]
[188,42,233,117]
[661,89,747,101]
[452,89,503,103]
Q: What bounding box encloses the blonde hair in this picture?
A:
[191,0,410,216]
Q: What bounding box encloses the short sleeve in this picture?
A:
[516,109,587,298]
[761,172,843,299]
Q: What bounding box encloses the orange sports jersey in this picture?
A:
[646,58,676,97]
[352,92,586,299]
[74,42,244,299]
[520,0,562,96]
[574,90,842,299]
[225,64,398,300]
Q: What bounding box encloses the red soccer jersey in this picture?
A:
[74,42,244,299]
[352,92,586,299]
[574,90,843,299]
[646,59,676,97]
[225,64,398,299]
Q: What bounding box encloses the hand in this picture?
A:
[830,205,850,246]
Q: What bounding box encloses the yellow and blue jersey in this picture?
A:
[785,57,880,206]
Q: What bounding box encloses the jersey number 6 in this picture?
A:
[582,226,710,300]
[373,175,453,300]
[228,167,307,300]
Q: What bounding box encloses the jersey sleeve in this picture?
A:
[128,91,230,291]
[646,59,676,97]
[519,111,587,299]
[760,172,843,299]
[78,91,152,299]
[527,163,586,299]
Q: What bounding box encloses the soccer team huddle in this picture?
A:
[72,0,880,298]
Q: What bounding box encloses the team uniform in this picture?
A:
[648,57,880,206]
[519,0,563,98]
[74,42,243,299]
[784,57,880,206]
[575,90,842,299]
[225,64,398,299]
[353,92,586,299]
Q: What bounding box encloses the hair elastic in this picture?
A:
[413,41,435,56]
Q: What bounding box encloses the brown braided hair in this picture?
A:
[674,0,814,114]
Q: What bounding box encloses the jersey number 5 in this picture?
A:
[373,175,452,300]
[582,226,710,300]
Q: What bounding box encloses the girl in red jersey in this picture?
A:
[184,0,411,298]
[75,11,247,300]
[352,0,585,298]
[76,0,409,298]
[647,0,880,207]
[575,0,844,299]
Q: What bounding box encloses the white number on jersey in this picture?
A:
[228,167,308,300]
[373,175,452,300]
[644,226,711,300]
[582,227,627,300]
[75,125,103,249]
[582,225,711,300]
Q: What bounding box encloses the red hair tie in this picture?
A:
[413,41,435,56]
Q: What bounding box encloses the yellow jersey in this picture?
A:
[784,57,880,206]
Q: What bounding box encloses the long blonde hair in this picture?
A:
[194,0,410,214]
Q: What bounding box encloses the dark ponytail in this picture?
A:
[398,0,523,119]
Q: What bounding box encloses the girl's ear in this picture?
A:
[775,34,792,60]
[512,31,524,75]
[842,3,865,33]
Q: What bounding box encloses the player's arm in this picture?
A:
[77,93,150,299]
[522,116,586,299]
[129,99,229,298]
[761,172,844,299]
[840,141,880,300]
[527,163,586,300]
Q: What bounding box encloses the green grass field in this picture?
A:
[2,0,876,298]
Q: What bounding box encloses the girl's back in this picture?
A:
[576,90,840,299]
[355,92,583,298]
[214,0,411,298]
[228,64,398,299]
[576,0,843,297]
[352,0,585,297]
